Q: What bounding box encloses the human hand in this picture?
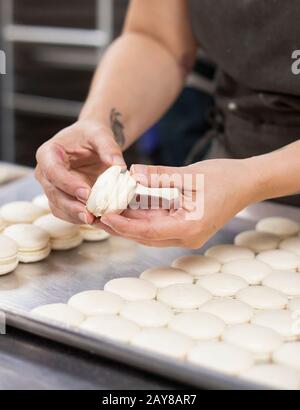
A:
[99,159,258,248]
[35,120,125,224]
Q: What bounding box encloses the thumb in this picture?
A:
[130,164,187,188]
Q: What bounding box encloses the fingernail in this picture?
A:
[76,188,90,202]
[78,212,88,224]
[111,155,125,165]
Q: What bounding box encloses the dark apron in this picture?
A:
[187,0,300,206]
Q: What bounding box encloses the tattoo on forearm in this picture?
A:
[110,108,125,147]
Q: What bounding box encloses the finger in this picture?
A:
[36,143,91,202]
[41,176,94,225]
[93,220,122,237]
[121,208,169,220]
[130,164,187,189]
[136,239,182,248]
[101,212,185,241]
[85,125,126,167]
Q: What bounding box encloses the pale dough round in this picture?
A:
[157,283,211,310]
[236,286,288,310]
[200,298,254,325]
[1,201,46,224]
[240,364,300,390]
[68,290,124,315]
[172,255,221,277]
[31,303,84,326]
[234,230,280,253]
[256,249,300,271]
[187,341,254,375]
[273,342,300,371]
[262,271,300,297]
[222,323,283,362]
[288,297,300,312]
[80,314,139,343]
[256,217,300,238]
[280,236,300,256]
[104,277,156,301]
[221,259,272,285]
[120,300,173,327]
[196,273,248,297]
[131,328,192,359]
[140,266,193,288]
[0,234,19,275]
[205,245,254,264]
[252,310,300,341]
[168,311,225,341]
[32,194,51,213]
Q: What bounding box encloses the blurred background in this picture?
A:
[0,0,216,173]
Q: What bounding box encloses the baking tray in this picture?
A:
[0,175,299,390]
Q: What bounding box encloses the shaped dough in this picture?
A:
[120,300,172,327]
[262,271,300,297]
[131,328,192,359]
[205,245,254,263]
[200,298,253,325]
[172,255,221,277]
[234,230,280,253]
[168,311,225,341]
[104,277,156,301]
[221,259,272,285]
[157,283,211,310]
[256,217,300,238]
[252,310,300,341]
[80,314,139,343]
[222,323,283,362]
[140,266,193,288]
[68,290,124,315]
[187,341,254,375]
[196,273,248,297]
[236,286,288,310]
[256,249,300,271]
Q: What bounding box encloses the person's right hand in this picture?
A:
[35,120,125,225]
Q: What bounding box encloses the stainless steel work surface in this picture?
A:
[0,175,299,390]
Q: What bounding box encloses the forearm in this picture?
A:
[245,140,300,202]
[79,32,186,149]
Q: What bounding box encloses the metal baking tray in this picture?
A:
[0,176,299,390]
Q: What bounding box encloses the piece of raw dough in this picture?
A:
[256,249,300,271]
[240,364,300,390]
[262,271,300,297]
[80,314,139,343]
[273,342,300,371]
[31,303,84,326]
[131,328,192,359]
[256,217,300,238]
[205,245,254,263]
[222,323,283,362]
[140,266,193,288]
[104,277,157,301]
[234,230,280,253]
[68,290,124,315]
[252,310,300,341]
[187,341,254,375]
[171,255,221,277]
[196,273,248,297]
[288,297,300,312]
[120,300,173,327]
[280,236,300,256]
[236,286,288,310]
[157,283,211,310]
[168,311,225,341]
[200,298,254,325]
[221,259,272,285]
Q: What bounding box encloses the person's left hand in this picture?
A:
[98,159,258,248]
